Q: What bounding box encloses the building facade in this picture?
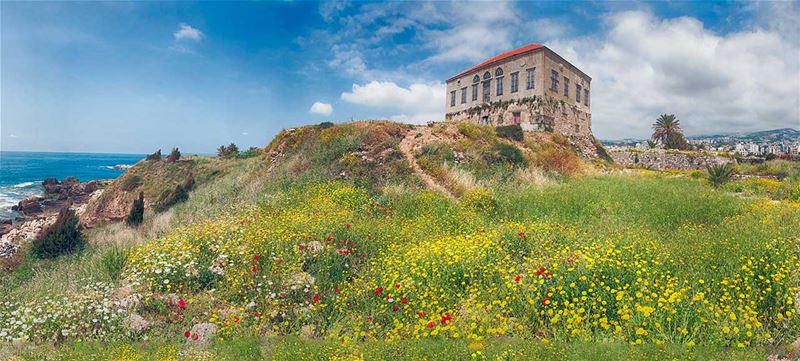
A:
[445,44,592,137]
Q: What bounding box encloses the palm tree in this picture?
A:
[651,114,682,144]
[707,163,735,187]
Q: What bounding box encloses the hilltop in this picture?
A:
[1,121,799,361]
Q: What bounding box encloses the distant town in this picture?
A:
[604,128,800,159]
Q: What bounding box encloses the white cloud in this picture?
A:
[548,10,800,139]
[341,81,445,123]
[9,134,18,138]
[309,101,334,116]
[174,24,204,42]
[241,132,249,136]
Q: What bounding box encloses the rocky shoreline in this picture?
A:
[0,177,108,258]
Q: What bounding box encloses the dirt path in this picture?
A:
[398,127,455,199]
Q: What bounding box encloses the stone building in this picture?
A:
[445,44,592,137]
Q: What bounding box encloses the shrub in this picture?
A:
[237,147,261,159]
[101,246,129,283]
[166,147,181,163]
[536,147,581,177]
[31,208,85,259]
[145,149,161,161]
[317,121,335,129]
[489,143,527,167]
[118,175,142,192]
[155,175,194,212]
[217,143,239,158]
[495,124,523,142]
[126,191,145,226]
[461,188,497,213]
[707,163,735,187]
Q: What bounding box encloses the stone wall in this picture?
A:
[445,96,592,137]
[609,149,734,171]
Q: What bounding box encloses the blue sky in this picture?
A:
[2,1,798,153]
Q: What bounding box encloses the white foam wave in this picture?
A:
[12,181,37,188]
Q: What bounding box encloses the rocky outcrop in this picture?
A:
[609,149,733,171]
[12,197,43,215]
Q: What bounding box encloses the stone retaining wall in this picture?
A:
[609,149,733,171]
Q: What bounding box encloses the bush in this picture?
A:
[166,147,181,163]
[707,163,735,187]
[237,147,261,159]
[317,121,335,129]
[155,175,194,212]
[217,143,239,158]
[126,191,145,226]
[118,175,142,192]
[536,147,581,177]
[495,124,524,142]
[145,149,161,161]
[101,246,129,283]
[31,208,85,259]
[489,143,527,167]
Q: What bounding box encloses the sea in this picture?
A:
[0,151,145,220]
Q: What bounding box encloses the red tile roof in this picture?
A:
[448,44,544,82]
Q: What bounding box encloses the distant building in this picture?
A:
[444,44,592,137]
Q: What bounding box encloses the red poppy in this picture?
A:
[441,313,451,324]
[418,311,425,317]
[347,302,353,307]
[367,316,373,323]
[542,297,551,305]
[395,283,401,288]
[374,287,383,296]
[326,236,332,242]
[519,232,526,239]
[345,223,351,229]
[234,316,240,323]
[253,255,260,261]
[184,331,191,338]
[393,305,400,312]
[313,294,320,303]
[349,241,355,247]
[192,334,199,341]
[400,298,408,304]
[252,267,258,273]
[335,287,340,293]
[514,275,521,282]
[545,272,552,278]
[427,321,435,328]
[299,244,306,250]
[177,298,187,309]
[239,220,245,225]
[536,267,546,276]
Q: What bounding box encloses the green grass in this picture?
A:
[3,337,771,360]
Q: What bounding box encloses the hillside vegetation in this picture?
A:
[1,121,799,361]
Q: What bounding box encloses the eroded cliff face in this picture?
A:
[609,149,733,171]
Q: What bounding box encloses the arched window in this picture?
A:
[472,75,480,83]
[483,71,492,80]
[495,68,504,77]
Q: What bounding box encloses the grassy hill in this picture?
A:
[1,121,799,360]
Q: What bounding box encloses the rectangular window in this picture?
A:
[482,81,490,102]
[450,91,456,107]
[550,70,559,91]
[576,84,582,103]
[510,72,519,93]
[563,77,569,97]
[471,84,478,101]
[584,89,589,106]
[496,76,504,96]
[526,68,535,89]
[461,87,467,104]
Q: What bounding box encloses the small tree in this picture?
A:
[126,191,145,226]
[31,208,85,259]
[646,140,657,149]
[495,124,524,142]
[166,147,181,163]
[146,149,162,161]
[707,163,735,187]
[217,143,239,158]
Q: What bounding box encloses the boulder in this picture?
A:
[125,314,149,334]
[14,196,42,215]
[186,323,217,346]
